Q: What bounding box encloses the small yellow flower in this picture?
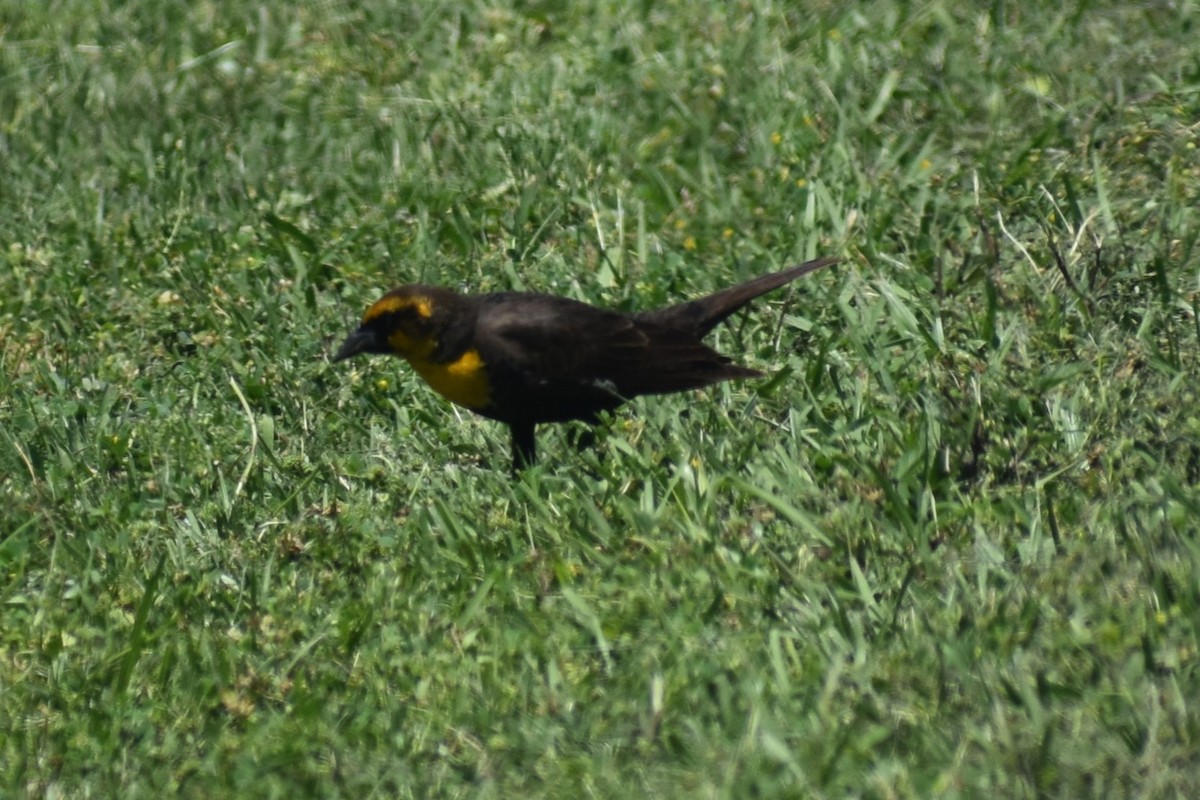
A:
[375,379,389,391]
[722,228,734,239]
[795,178,807,188]
[770,132,782,145]
[673,218,687,230]
[683,237,697,251]
[920,158,932,170]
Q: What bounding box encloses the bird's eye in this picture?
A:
[399,308,428,332]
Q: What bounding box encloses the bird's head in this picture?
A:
[334,285,458,363]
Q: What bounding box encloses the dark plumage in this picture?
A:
[334,257,836,470]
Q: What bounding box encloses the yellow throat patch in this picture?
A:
[366,291,490,410]
[408,348,491,410]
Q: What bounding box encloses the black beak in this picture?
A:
[332,326,382,362]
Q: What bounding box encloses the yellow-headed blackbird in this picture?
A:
[334,257,836,470]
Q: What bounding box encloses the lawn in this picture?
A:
[2,1,1198,797]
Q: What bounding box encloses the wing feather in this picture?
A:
[473,293,756,424]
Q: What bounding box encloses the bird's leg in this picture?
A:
[510,421,536,473]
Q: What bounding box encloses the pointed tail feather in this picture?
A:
[636,257,837,338]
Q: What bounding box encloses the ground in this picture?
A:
[2,2,1198,797]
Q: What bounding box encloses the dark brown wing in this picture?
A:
[472,293,757,425]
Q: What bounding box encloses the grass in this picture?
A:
[2,0,1199,796]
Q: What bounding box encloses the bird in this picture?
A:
[333,257,837,471]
